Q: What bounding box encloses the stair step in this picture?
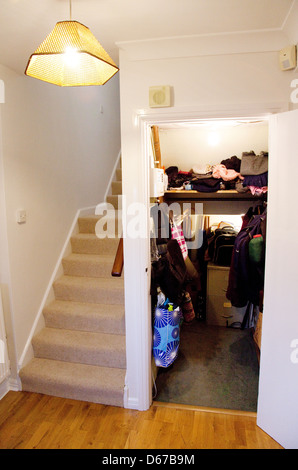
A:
[116,168,122,181]
[43,300,125,334]
[78,215,122,235]
[78,215,100,234]
[111,181,122,195]
[20,358,125,407]
[71,233,119,255]
[53,275,124,305]
[62,253,116,278]
[32,327,126,369]
[106,195,121,210]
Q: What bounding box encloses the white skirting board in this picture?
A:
[0,288,9,385]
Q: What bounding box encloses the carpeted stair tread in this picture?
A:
[62,253,117,278]
[20,358,125,406]
[32,327,126,369]
[71,233,119,255]
[43,300,125,334]
[53,275,124,305]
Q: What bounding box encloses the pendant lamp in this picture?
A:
[24,1,119,86]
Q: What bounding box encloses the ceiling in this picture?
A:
[0,0,295,75]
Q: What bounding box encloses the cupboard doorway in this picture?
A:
[149,117,268,413]
[124,104,297,447]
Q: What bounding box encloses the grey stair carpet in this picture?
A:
[20,163,126,407]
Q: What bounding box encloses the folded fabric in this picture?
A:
[212,164,243,181]
[243,172,268,188]
[191,172,213,179]
[248,186,268,196]
[240,151,268,176]
[220,155,241,173]
[191,177,221,192]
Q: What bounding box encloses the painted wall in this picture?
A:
[0,64,121,373]
[159,122,268,170]
[118,32,296,411]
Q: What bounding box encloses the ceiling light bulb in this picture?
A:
[64,47,79,66]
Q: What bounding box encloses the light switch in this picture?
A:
[16,209,26,224]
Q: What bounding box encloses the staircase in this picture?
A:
[106,167,122,211]
[20,163,126,407]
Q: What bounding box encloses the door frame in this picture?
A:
[124,102,288,412]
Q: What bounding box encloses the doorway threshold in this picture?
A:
[153,400,257,418]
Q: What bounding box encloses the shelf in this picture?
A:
[164,190,260,201]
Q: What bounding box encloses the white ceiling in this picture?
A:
[0,0,295,75]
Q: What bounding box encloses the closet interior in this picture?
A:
[149,119,268,412]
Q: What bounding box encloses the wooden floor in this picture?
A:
[0,391,283,449]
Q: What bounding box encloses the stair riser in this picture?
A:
[21,380,124,407]
[106,196,121,210]
[78,217,122,235]
[53,282,124,305]
[62,258,113,278]
[111,181,122,195]
[43,311,125,335]
[116,169,122,181]
[32,340,126,369]
[71,237,119,255]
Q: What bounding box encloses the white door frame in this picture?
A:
[128,101,288,412]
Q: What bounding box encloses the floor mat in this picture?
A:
[154,321,259,412]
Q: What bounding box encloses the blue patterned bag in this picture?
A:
[153,300,182,368]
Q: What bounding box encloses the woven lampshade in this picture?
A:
[25,21,119,86]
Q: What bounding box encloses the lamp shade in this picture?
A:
[25,21,119,86]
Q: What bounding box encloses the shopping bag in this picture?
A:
[153,299,182,368]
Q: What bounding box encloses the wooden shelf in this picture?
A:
[164,190,260,201]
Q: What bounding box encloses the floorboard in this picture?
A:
[0,391,283,449]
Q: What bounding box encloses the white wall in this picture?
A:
[118,33,295,411]
[0,82,18,385]
[159,122,268,170]
[283,0,298,45]
[0,63,121,372]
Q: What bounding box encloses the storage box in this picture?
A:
[206,263,246,327]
